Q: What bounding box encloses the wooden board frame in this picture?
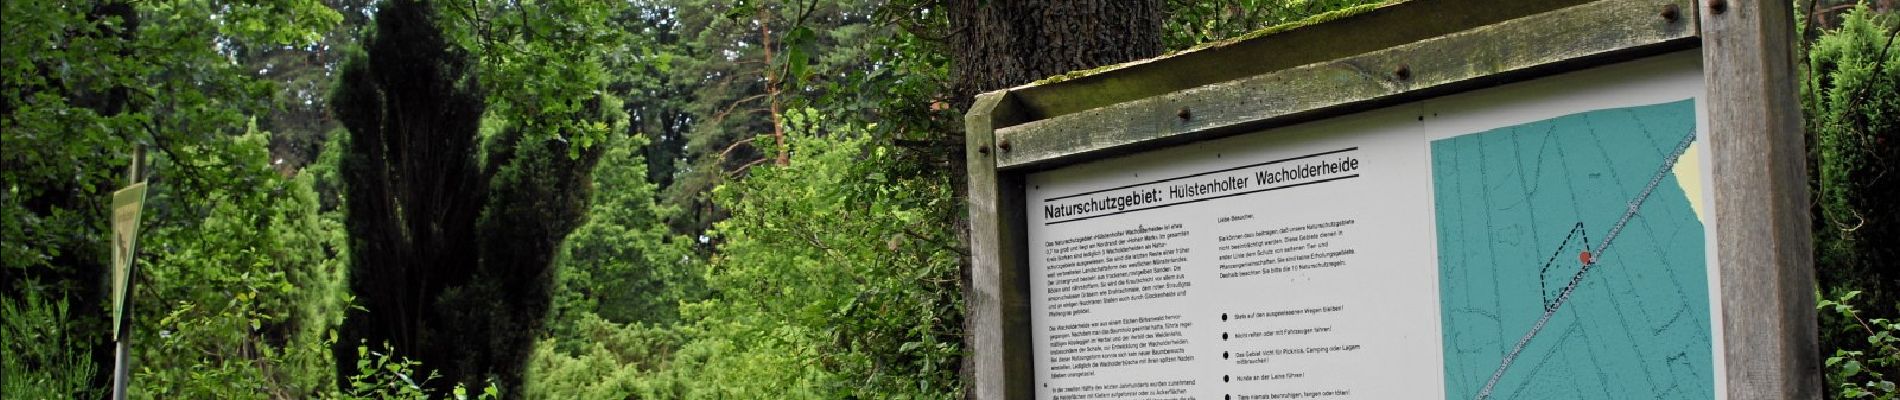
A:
[962,0,1817,399]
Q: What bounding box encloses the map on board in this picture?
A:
[1432,99,1715,399]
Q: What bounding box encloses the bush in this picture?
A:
[680,109,963,399]
[523,315,687,399]
[524,109,964,399]
[339,341,499,400]
[130,129,350,399]
[1819,291,1899,399]
[1803,4,1899,399]
[1,291,100,399]
[1807,5,1899,311]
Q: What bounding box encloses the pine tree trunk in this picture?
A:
[948,0,1164,111]
[944,2,1163,397]
[760,6,789,166]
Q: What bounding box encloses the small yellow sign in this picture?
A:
[110,182,146,337]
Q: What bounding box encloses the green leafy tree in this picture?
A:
[607,1,700,193]
[131,128,349,399]
[621,0,897,239]
[525,1,975,396]
[240,0,377,170]
[2,0,337,395]
[549,133,702,331]
[612,110,961,398]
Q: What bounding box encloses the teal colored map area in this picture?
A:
[1433,99,1713,399]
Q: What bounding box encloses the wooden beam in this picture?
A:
[994,0,1696,170]
[1699,0,1822,398]
[1008,0,1600,120]
[964,92,1034,400]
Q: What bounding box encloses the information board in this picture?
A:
[1024,52,1720,400]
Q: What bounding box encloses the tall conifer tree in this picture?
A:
[331,0,604,393]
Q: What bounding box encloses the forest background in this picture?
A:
[2,0,1894,398]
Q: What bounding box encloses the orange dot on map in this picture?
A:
[1579,251,1594,265]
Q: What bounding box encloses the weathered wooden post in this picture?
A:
[1699,0,1820,397]
[964,0,1817,399]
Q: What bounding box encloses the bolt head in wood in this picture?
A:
[1661,4,1681,21]
[977,145,990,154]
[999,139,1012,152]
[1177,107,1192,120]
[1394,64,1412,81]
[1708,0,1727,14]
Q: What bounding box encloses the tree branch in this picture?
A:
[711,93,770,124]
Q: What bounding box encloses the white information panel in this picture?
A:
[1026,52,1722,400]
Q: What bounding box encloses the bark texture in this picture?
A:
[945,2,1163,398]
[948,0,1166,111]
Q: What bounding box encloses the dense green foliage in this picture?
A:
[528,114,963,398]
[1807,3,1899,322]
[1162,0,1385,50]
[3,290,99,398]
[1804,5,1900,398]
[130,129,348,398]
[1820,291,1900,399]
[2,0,341,397]
[4,1,1895,399]
[548,133,702,330]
